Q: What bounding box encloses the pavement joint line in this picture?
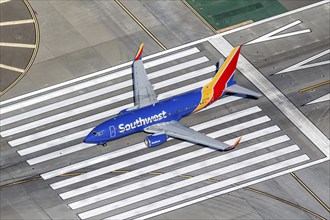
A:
[114,0,166,50]
[180,0,217,34]
[290,172,330,213]
[299,81,330,93]
[243,185,327,220]
[0,0,40,96]
[0,19,34,26]
[0,64,25,73]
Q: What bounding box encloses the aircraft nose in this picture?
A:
[83,133,93,143]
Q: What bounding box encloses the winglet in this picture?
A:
[224,136,242,151]
[134,43,144,61]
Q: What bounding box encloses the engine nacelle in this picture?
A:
[144,133,168,148]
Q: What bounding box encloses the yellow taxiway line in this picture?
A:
[0,42,36,48]
[298,81,330,93]
[0,19,34,26]
[0,64,25,73]
[244,186,327,220]
[291,172,330,213]
[115,0,167,50]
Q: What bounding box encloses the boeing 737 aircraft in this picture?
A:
[84,44,261,151]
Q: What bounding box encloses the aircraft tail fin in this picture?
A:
[134,43,144,61]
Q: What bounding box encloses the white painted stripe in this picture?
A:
[1,56,209,126]
[68,134,286,209]
[2,66,215,136]
[9,78,214,147]
[0,19,34,26]
[210,37,330,158]
[9,77,211,146]
[24,96,241,162]
[139,157,325,220]
[246,20,311,45]
[39,97,245,178]
[0,0,11,4]
[276,49,330,74]
[0,64,24,73]
[0,42,36,48]
[0,48,199,110]
[105,155,309,220]
[305,93,330,105]
[80,145,300,219]
[51,115,269,191]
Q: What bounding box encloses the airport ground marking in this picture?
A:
[68,133,287,209]
[210,36,330,158]
[1,57,211,128]
[299,81,330,93]
[0,64,24,73]
[79,146,300,219]
[0,42,36,48]
[180,0,217,34]
[114,0,166,50]
[103,155,310,220]
[304,93,330,105]
[0,0,11,4]
[291,172,330,213]
[0,19,34,26]
[52,115,269,191]
[276,49,330,75]
[0,48,199,113]
[246,20,311,45]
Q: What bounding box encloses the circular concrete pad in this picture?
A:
[0,0,39,96]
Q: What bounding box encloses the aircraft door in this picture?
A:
[109,126,116,137]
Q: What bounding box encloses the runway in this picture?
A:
[1,1,329,220]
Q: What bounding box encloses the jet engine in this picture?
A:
[144,133,168,148]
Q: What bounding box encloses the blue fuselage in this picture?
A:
[84,88,203,145]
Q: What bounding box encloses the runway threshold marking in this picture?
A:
[114,0,166,50]
[246,20,311,45]
[79,146,300,219]
[291,172,330,213]
[180,0,217,34]
[210,36,330,158]
[0,19,34,26]
[0,64,24,73]
[68,133,286,209]
[0,47,199,114]
[104,156,309,220]
[299,81,330,93]
[243,186,327,220]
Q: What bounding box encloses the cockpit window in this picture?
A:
[92,131,103,136]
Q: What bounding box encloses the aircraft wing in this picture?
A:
[145,121,240,151]
[132,43,158,108]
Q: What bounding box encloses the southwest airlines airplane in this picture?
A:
[84,44,261,151]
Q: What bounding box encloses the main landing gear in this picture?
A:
[102,143,107,147]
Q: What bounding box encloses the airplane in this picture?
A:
[83,43,262,151]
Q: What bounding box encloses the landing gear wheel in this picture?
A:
[102,143,107,147]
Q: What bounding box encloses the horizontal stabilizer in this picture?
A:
[225,84,262,98]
